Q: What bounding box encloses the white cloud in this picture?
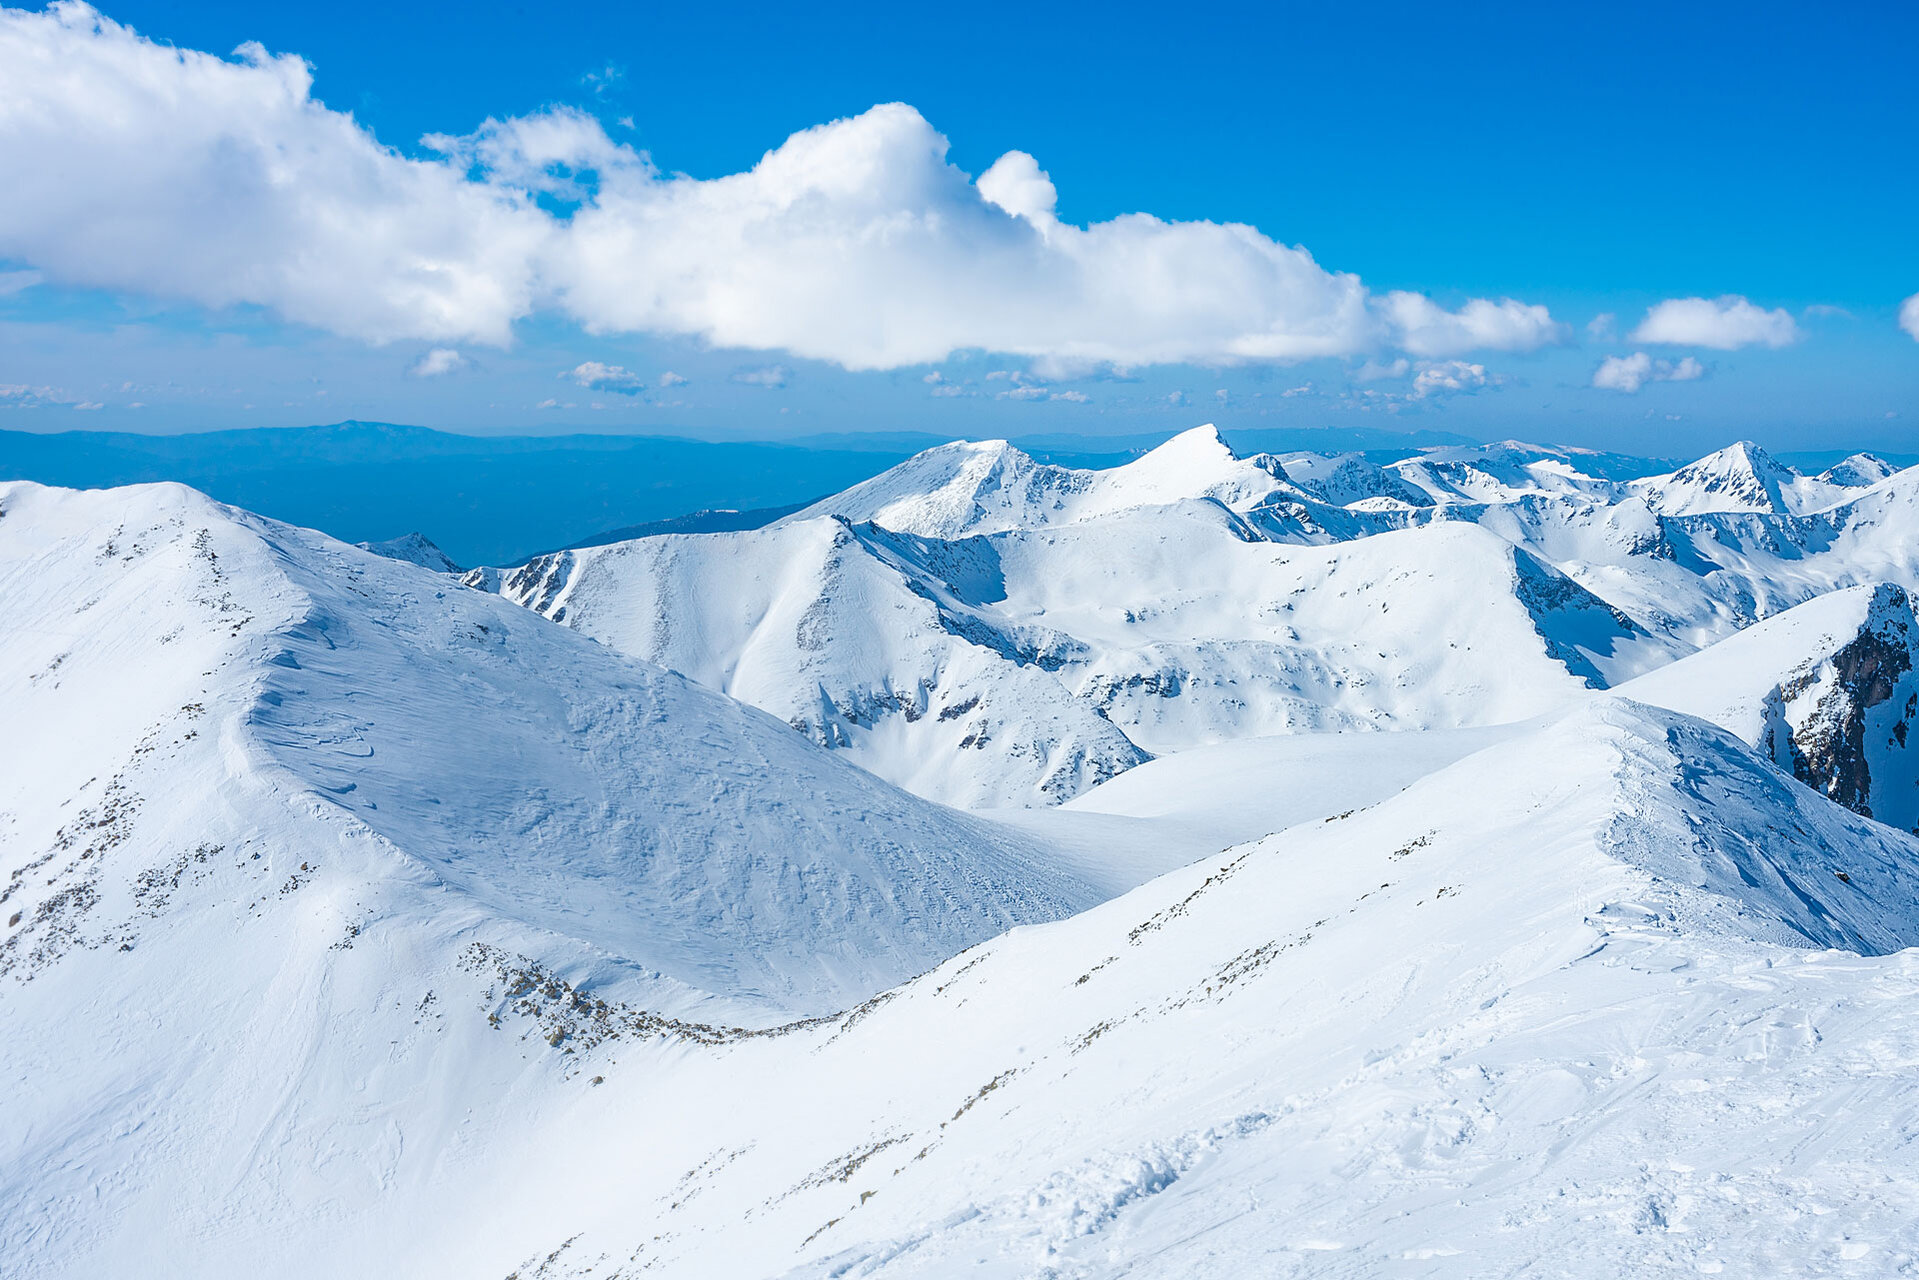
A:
[0,268,42,296]
[0,381,87,408]
[0,6,1566,370]
[1631,296,1799,349]
[1586,312,1615,340]
[0,5,548,344]
[408,347,466,377]
[731,365,790,389]
[1409,360,1493,400]
[1592,351,1707,393]
[567,360,644,394]
[1380,294,1566,358]
[657,370,688,386]
[1901,293,1919,342]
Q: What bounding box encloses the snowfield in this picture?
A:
[9,429,1919,1278]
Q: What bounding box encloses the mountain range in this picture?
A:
[8,427,1919,1277]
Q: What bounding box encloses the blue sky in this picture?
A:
[0,0,1914,453]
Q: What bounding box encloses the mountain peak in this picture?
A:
[1139,423,1234,461]
[1637,439,1799,515]
[1818,452,1900,488]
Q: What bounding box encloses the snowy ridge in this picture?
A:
[41,694,1911,1279]
[0,480,1092,1014]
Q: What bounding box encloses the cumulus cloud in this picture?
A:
[567,360,644,393]
[1408,360,1493,399]
[1379,294,1566,358]
[1631,296,1799,350]
[0,5,1568,370]
[657,370,688,386]
[1592,352,1706,392]
[409,347,466,377]
[1901,293,1919,342]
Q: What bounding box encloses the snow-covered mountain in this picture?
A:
[473,427,1699,806]
[15,427,1919,1279]
[0,480,1091,1015]
[1621,582,1919,831]
[356,530,463,573]
[783,424,1298,539]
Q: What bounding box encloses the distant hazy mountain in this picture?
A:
[0,422,920,567]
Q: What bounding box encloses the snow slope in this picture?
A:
[21,693,1913,1279]
[0,480,1093,1015]
[481,514,1150,808]
[438,698,1919,1279]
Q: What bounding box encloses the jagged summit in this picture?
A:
[1633,439,1798,515]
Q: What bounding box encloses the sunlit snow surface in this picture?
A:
[8,432,1919,1278]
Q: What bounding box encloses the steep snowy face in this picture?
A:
[1271,449,1435,509]
[1620,582,1919,831]
[480,515,1149,809]
[0,481,1093,1014]
[477,496,1672,806]
[786,424,1297,539]
[232,697,1919,1280]
[1630,440,1805,515]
